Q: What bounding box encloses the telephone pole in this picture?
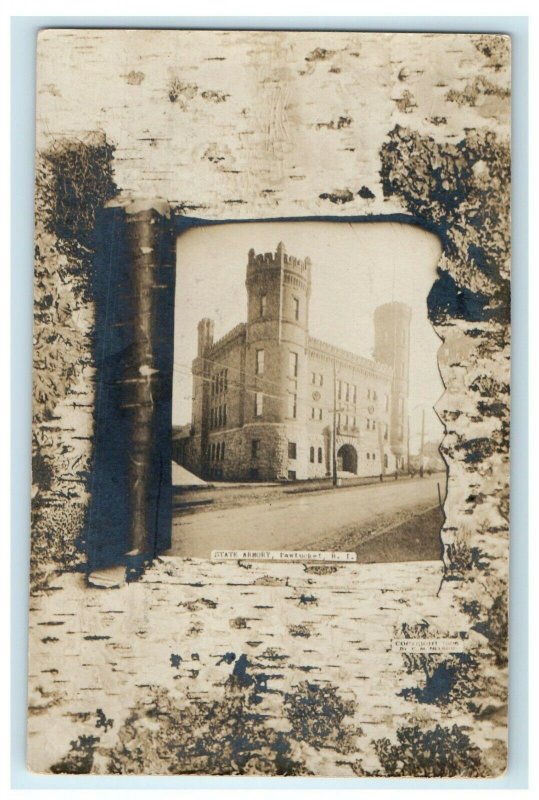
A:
[332,357,338,486]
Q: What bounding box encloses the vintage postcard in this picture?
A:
[29,29,511,777]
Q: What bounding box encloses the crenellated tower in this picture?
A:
[373,302,412,467]
[245,242,312,426]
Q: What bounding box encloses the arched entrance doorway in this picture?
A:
[337,444,358,475]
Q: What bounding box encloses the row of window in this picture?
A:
[311,372,323,386]
[251,394,396,428]
[288,441,389,468]
[337,380,357,404]
[309,446,324,464]
[337,413,358,431]
[210,404,227,429]
[209,441,226,461]
[211,369,228,396]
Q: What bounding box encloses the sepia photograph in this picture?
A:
[171,221,446,560]
[24,26,513,780]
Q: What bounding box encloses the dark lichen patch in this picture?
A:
[50,735,100,774]
[446,76,510,108]
[356,724,488,777]
[229,617,249,629]
[305,47,335,63]
[316,115,352,130]
[380,125,510,321]
[319,189,354,204]
[394,90,417,113]
[472,35,511,72]
[284,681,362,754]
[168,79,198,106]
[396,622,480,711]
[288,624,312,638]
[33,135,117,591]
[201,90,229,103]
[357,185,375,200]
[303,564,338,575]
[104,683,307,776]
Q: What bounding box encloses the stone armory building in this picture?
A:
[177,242,411,481]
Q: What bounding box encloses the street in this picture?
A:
[169,475,445,559]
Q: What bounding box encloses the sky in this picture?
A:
[173,221,443,451]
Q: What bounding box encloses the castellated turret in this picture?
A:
[197,317,214,356]
[245,242,312,425]
[373,302,412,464]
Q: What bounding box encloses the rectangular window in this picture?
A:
[255,392,263,417]
[256,349,265,375]
[289,351,298,377]
[368,388,371,400]
[373,389,377,401]
[251,439,260,458]
[345,382,350,402]
[293,297,300,320]
[373,419,376,430]
[367,419,370,429]
[337,412,341,429]
[352,416,356,428]
[318,408,323,420]
[318,447,323,463]
[260,294,267,317]
[221,442,225,460]
[345,415,349,429]
[311,371,316,385]
[223,404,227,425]
[337,380,342,400]
[288,442,297,460]
[310,446,315,463]
[288,393,297,419]
[311,407,315,419]
[384,424,388,440]
[288,470,296,481]
[224,369,228,391]
[319,374,324,387]
[353,385,357,403]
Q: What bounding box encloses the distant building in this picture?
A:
[177,242,411,481]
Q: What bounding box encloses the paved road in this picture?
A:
[169,475,444,558]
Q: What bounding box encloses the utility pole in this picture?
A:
[407,413,411,475]
[419,407,425,478]
[332,357,338,486]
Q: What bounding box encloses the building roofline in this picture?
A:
[308,335,393,376]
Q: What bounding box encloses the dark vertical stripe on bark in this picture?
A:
[87,202,175,574]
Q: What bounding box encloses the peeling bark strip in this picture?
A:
[87,202,175,573]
